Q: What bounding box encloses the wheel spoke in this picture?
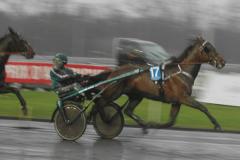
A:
[93,102,124,139]
[54,101,87,141]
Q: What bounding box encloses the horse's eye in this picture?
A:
[203,46,210,53]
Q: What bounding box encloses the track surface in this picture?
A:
[0,120,240,160]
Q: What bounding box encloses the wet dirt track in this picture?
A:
[0,120,240,160]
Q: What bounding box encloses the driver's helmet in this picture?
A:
[53,53,68,65]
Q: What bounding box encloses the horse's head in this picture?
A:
[195,36,225,69]
[7,27,35,59]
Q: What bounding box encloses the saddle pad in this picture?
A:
[149,66,162,81]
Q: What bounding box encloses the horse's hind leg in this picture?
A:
[181,96,222,131]
[0,86,27,115]
[123,96,149,133]
[14,89,27,115]
[166,103,181,127]
[148,103,181,128]
[94,98,109,122]
[94,84,124,122]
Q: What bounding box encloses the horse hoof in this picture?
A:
[86,116,92,123]
[142,126,149,134]
[214,126,222,131]
[142,128,148,134]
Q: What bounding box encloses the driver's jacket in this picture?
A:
[50,67,82,95]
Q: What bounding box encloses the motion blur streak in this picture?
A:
[0,0,239,63]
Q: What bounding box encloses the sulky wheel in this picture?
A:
[54,101,87,141]
[93,102,124,139]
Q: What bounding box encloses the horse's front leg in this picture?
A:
[180,96,222,131]
[0,86,27,115]
[148,103,181,128]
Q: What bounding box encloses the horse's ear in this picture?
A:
[8,27,17,35]
[197,34,204,41]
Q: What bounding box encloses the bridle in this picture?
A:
[199,40,219,66]
[163,40,213,82]
[0,36,33,57]
[200,40,208,53]
[21,40,33,57]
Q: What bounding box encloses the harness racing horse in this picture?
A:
[0,27,35,115]
[95,36,225,133]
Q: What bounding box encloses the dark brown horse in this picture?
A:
[95,36,225,132]
[0,27,35,115]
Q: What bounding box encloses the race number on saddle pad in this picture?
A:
[149,66,162,81]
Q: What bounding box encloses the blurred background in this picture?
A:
[0,0,239,62]
[0,0,240,130]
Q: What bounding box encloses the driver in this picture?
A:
[50,53,88,96]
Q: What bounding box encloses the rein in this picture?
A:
[162,40,210,81]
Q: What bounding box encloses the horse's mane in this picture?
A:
[117,37,201,66]
[171,38,200,64]
[0,34,9,44]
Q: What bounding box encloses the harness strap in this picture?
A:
[0,52,30,55]
[161,59,173,84]
[177,65,193,80]
[164,65,193,81]
[202,41,208,48]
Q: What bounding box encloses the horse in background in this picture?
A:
[0,27,35,115]
[95,36,225,132]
